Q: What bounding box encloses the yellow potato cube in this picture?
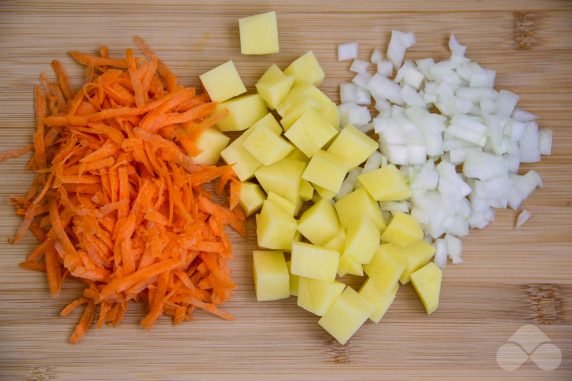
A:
[359,279,399,323]
[363,244,405,291]
[297,199,340,246]
[313,184,337,201]
[239,181,266,216]
[381,212,424,247]
[337,254,364,277]
[358,164,412,202]
[243,124,294,166]
[334,188,387,231]
[255,158,306,203]
[239,11,279,55]
[411,262,442,315]
[253,250,290,302]
[286,260,299,296]
[302,150,348,194]
[324,229,346,253]
[200,60,246,102]
[299,179,314,201]
[217,94,267,132]
[284,110,338,157]
[327,124,378,169]
[191,127,230,165]
[318,286,374,345]
[257,201,298,251]
[297,277,346,316]
[290,242,339,282]
[398,240,436,284]
[249,112,283,135]
[284,51,325,85]
[279,97,322,131]
[266,191,297,217]
[286,147,309,163]
[256,64,294,109]
[221,138,261,181]
[277,84,339,128]
[343,217,380,264]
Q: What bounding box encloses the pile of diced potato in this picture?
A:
[197,15,443,345]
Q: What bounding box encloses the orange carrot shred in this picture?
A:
[4,38,244,343]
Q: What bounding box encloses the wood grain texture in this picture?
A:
[0,1,571,380]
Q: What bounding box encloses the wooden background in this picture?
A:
[0,1,571,380]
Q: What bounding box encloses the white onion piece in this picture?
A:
[357,122,375,134]
[445,234,463,264]
[370,48,383,64]
[470,68,496,88]
[448,33,467,57]
[539,128,553,155]
[350,59,370,74]
[519,121,541,163]
[447,115,488,147]
[387,30,416,69]
[352,72,373,89]
[338,42,359,61]
[340,83,357,104]
[512,107,537,122]
[377,60,393,76]
[434,239,448,268]
[348,105,371,125]
[437,161,472,198]
[515,209,531,229]
[496,90,520,118]
[337,167,363,200]
[368,74,403,104]
[362,151,385,173]
[508,171,542,209]
[463,151,508,180]
[381,201,411,214]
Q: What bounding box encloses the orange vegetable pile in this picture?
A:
[4,37,246,343]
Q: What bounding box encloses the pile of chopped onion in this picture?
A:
[337,31,552,267]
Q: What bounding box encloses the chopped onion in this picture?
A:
[362,151,385,173]
[352,72,373,89]
[350,59,370,74]
[337,167,363,200]
[539,128,553,155]
[519,121,541,163]
[434,238,448,268]
[377,60,394,76]
[512,107,537,122]
[370,48,383,64]
[448,33,467,57]
[381,201,411,214]
[515,209,531,228]
[338,42,359,61]
[387,30,415,69]
[368,73,403,104]
[445,234,463,264]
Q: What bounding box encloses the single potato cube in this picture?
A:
[284,110,338,157]
[243,123,293,166]
[359,279,399,323]
[253,250,290,302]
[249,112,283,135]
[358,164,412,201]
[266,191,298,217]
[297,199,340,246]
[363,244,405,291]
[284,51,325,85]
[343,217,380,265]
[297,278,346,316]
[381,212,424,247]
[286,260,299,296]
[278,84,339,128]
[217,94,267,132]
[324,229,346,253]
[200,60,246,102]
[398,240,436,284]
[255,158,306,203]
[221,137,261,181]
[335,188,386,231]
[337,254,364,277]
[318,286,374,345]
[313,184,337,201]
[411,262,442,315]
[239,181,266,216]
[286,147,309,163]
[327,124,378,169]
[239,11,279,55]
[257,201,298,251]
[302,150,348,194]
[191,127,230,165]
[279,97,322,131]
[299,179,314,201]
[256,64,294,109]
[290,242,340,282]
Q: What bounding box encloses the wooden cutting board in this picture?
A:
[0,1,571,380]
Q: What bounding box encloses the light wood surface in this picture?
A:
[1,1,571,380]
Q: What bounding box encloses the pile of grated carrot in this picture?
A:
[2,36,246,344]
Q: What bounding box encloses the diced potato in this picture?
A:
[199,60,246,102]
[335,188,386,231]
[343,217,380,264]
[252,250,290,301]
[298,199,340,246]
[363,244,405,291]
[255,158,306,203]
[279,97,322,131]
[243,124,294,165]
[290,242,339,282]
[299,179,314,201]
[381,212,424,247]
[191,127,230,165]
[277,84,339,128]
[327,124,378,169]
[284,110,338,157]
[284,51,325,85]
[249,112,283,135]
[318,286,374,345]
[221,136,261,181]
[266,192,297,216]
[286,147,309,163]
[320,100,341,130]
[313,184,337,201]
[337,254,364,277]
[302,150,348,194]
[217,94,267,132]
[358,164,412,201]
[257,201,298,251]
[286,260,299,296]
[297,278,346,316]
[239,181,266,216]
[324,229,346,253]
[398,240,436,284]
[256,64,294,109]
[359,279,399,323]
[410,262,442,315]
[239,11,280,55]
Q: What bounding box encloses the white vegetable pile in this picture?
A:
[336,32,552,267]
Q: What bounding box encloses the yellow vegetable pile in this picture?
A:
[196,11,443,345]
